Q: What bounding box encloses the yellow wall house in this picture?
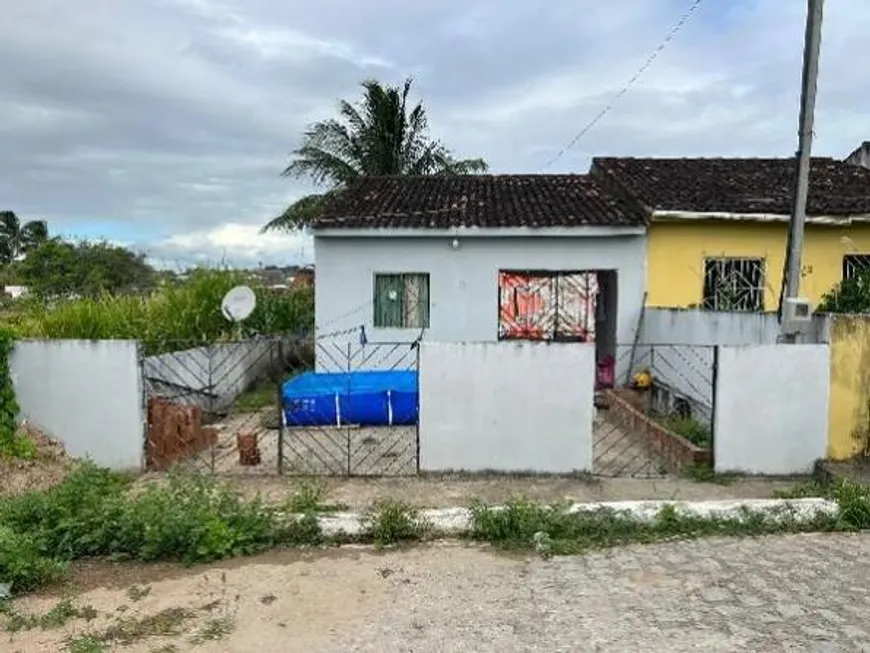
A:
[591,156,870,311]
[592,156,870,461]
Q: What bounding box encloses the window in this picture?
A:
[373,273,430,328]
[498,270,599,341]
[702,257,765,311]
[843,254,870,280]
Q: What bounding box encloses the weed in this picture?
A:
[286,478,326,513]
[683,463,736,485]
[0,466,323,595]
[234,385,276,413]
[774,478,829,499]
[1,597,97,633]
[468,497,841,555]
[364,499,429,546]
[13,269,314,347]
[126,585,151,602]
[651,412,711,449]
[67,635,107,653]
[150,645,180,653]
[100,607,195,645]
[190,615,236,644]
[283,478,347,514]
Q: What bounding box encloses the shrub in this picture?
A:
[0,526,65,595]
[364,499,428,545]
[10,269,314,349]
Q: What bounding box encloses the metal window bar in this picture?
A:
[702,257,765,311]
[843,254,870,280]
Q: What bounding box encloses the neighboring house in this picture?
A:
[4,285,28,300]
[291,266,314,289]
[311,175,648,370]
[591,157,870,311]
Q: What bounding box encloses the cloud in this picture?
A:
[1,0,869,265]
[146,223,312,269]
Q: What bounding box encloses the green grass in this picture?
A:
[363,499,430,546]
[652,413,712,449]
[9,269,314,351]
[0,464,325,596]
[67,635,107,653]
[233,385,277,413]
[467,497,843,555]
[1,461,868,598]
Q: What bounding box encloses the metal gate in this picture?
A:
[140,336,419,476]
[278,340,420,476]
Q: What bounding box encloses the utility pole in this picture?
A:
[779,0,824,338]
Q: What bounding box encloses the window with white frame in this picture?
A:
[843,254,870,280]
[702,257,765,311]
[373,273,430,328]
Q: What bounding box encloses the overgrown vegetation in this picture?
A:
[468,497,830,555]
[7,269,314,350]
[1,461,869,600]
[0,465,323,595]
[650,412,712,449]
[817,269,870,313]
[364,499,429,546]
[0,328,35,460]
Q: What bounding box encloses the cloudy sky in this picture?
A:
[1,0,868,268]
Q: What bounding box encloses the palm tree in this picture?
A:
[263,78,488,232]
[0,211,49,264]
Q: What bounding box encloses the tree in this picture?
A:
[0,211,48,264]
[817,271,870,314]
[263,78,488,232]
[18,239,156,298]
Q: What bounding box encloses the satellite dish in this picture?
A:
[221,285,257,322]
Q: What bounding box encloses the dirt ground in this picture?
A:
[219,473,801,508]
[8,534,870,652]
[0,427,73,495]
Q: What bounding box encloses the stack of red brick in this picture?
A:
[145,398,218,471]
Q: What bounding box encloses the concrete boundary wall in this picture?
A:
[10,340,144,470]
[714,344,829,475]
[419,341,594,473]
[142,339,281,412]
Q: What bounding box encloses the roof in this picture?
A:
[592,157,870,217]
[312,175,648,230]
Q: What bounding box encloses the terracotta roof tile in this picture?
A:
[591,157,870,217]
[312,175,647,229]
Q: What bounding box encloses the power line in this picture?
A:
[541,0,705,170]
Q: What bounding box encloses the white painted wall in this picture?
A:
[714,344,829,475]
[143,339,281,411]
[640,308,830,346]
[10,340,144,470]
[314,232,646,369]
[418,341,594,473]
[628,309,830,423]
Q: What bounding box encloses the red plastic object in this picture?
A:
[595,355,615,390]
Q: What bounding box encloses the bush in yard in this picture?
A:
[0,327,35,460]
[364,499,429,545]
[0,465,324,594]
[0,525,66,595]
[10,268,314,349]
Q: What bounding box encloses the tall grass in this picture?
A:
[8,270,314,351]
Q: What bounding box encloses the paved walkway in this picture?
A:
[339,533,870,652]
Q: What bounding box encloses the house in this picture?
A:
[591,157,870,310]
[311,175,648,372]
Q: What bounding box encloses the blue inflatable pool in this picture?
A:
[281,370,418,427]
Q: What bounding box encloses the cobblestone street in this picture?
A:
[10,533,870,652]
